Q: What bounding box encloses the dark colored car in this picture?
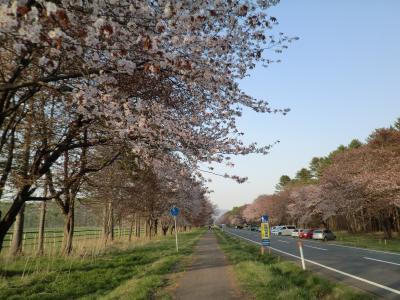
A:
[250,225,259,231]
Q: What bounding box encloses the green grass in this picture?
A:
[333,231,400,253]
[0,229,204,300]
[215,230,372,300]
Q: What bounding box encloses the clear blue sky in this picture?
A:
[207,0,400,211]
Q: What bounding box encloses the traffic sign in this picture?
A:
[170,206,180,217]
[261,222,270,239]
[260,215,270,247]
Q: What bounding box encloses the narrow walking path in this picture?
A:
[174,231,242,300]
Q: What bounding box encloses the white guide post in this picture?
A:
[298,241,306,270]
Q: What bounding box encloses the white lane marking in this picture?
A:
[329,243,400,256]
[364,257,400,266]
[277,235,400,257]
[278,239,289,243]
[225,230,400,296]
[304,245,328,251]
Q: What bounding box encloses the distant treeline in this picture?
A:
[218,118,400,239]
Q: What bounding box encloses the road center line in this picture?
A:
[364,257,400,266]
[304,245,328,251]
[225,230,400,296]
[329,243,400,256]
[278,239,289,243]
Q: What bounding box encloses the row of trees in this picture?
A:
[0,1,291,255]
[218,119,400,239]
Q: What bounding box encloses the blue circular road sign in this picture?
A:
[170,206,180,217]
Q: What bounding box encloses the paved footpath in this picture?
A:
[174,231,243,300]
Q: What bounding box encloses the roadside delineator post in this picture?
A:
[298,240,306,270]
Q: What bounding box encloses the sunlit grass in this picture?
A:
[334,231,400,253]
[0,229,204,300]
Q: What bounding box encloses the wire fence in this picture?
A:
[3,227,136,249]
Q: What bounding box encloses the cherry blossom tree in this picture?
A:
[243,194,271,223]
[87,149,213,244]
[320,130,400,238]
[0,0,294,251]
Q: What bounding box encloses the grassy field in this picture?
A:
[0,229,204,300]
[215,230,372,300]
[333,231,400,253]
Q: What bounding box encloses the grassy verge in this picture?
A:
[333,231,400,253]
[0,229,204,300]
[215,230,372,300]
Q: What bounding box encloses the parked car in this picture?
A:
[291,229,304,238]
[271,226,280,235]
[299,229,314,239]
[250,225,259,231]
[312,229,336,241]
[234,225,243,229]
[276,225,296,236]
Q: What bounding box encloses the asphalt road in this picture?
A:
[223,227,400,299]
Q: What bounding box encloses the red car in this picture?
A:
[299,229,315,239]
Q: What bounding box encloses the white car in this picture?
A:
[271,226,281,235]
[276,225,296,236]
[312,229,336,241]
[291,229,304,238]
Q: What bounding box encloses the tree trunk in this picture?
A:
[9,102,32,256]
[10,203,25,256]
[154,219,158,236]
[128,219,134,242]
[61,204,74,256]
[108,201,114,241]
[36,200,47,256]
[0,186,31,252]
[102,200,114,246]
[146,218,153,239]
[135,215,140,238]
[393,208,399,233]
[102,203,108,239]
[162,226,168,236]
[382,217,393,239]
[145,218,149,238]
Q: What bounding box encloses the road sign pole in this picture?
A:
[174,216,179,252]
[170,206,180,253]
